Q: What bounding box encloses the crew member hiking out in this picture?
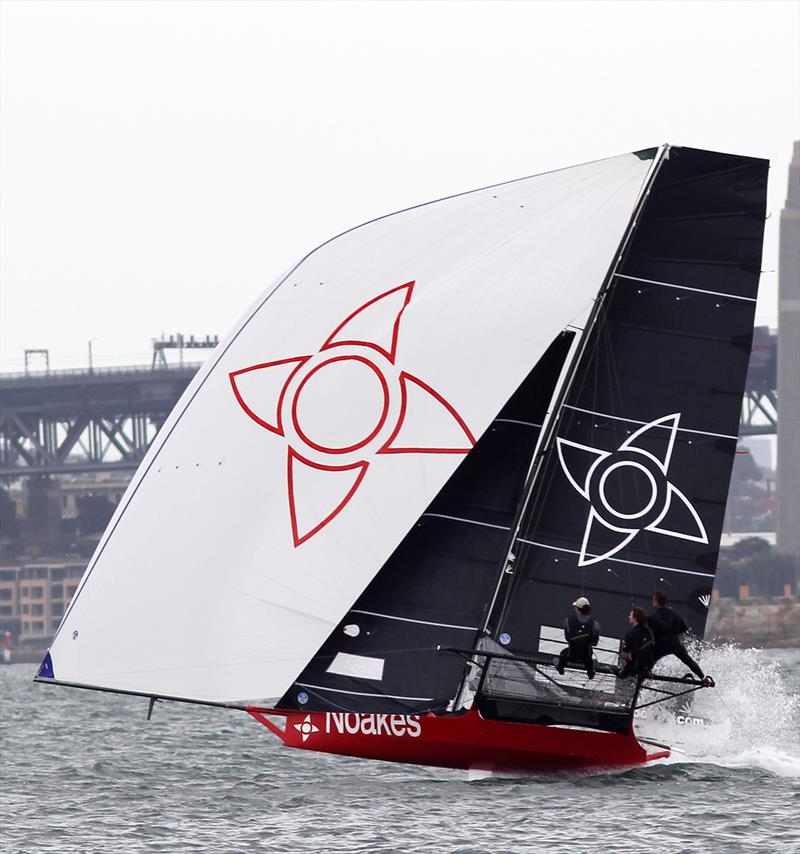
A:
[648,591,714,686]
[556,596,600,679]
[615,607,654,680]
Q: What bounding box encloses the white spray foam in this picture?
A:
[635,644,800,777]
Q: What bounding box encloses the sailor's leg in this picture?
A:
[673,644,704,679]
[586,654,595,679]
[557,648,569,675]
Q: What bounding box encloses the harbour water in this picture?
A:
[1,647,798,853]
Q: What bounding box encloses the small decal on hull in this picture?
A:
[675,701,712,727]
[293,714,319,742]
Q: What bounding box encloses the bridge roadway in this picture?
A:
[0,330,778,479]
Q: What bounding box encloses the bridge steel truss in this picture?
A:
[739,327,778,438]
[740,388,778,436]
[0,329,778,479]
[0,366,198,479]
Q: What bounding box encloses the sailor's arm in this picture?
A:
[621,628,633,660]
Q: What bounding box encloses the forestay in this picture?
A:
[39,152,655,703]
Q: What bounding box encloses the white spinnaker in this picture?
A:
[45,153,654,703]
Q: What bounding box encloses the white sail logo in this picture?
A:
[556,413,708,566]
[230,282,475,546]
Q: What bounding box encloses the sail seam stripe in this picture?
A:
[350,609,479,631]
[494,419,543,428]
[423,513,511,531]
[516,538,715,578]
[615,273,757,303]
[561,404,739,440]
[297,683,434,701]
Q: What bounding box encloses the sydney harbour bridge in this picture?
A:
[0,328,779,482]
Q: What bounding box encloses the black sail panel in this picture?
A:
[491,147,768,674]
[278,332,575,713]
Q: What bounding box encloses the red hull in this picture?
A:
[248,707,669,773]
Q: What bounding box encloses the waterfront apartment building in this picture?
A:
[0,560,84,646]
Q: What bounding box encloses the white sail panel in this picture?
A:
[44,153,653,702]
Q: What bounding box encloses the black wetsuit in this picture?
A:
[557,613,600,678]
[619,623,654,679]
[648,606,704,679]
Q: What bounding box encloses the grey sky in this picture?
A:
[1,0,798,372]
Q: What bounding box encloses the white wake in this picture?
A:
[636,644,800,777]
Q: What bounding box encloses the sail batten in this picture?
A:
[515,538,716,578]
[560,405,740,441]
[613,273,758,302]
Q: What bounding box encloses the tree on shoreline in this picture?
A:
[717,537,799,598]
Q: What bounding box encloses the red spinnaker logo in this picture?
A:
[230,282,475,546]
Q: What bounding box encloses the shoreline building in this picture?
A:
[0,560,84,647]
[776,141,800,558]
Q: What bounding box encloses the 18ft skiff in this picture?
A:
[36,144,768,772]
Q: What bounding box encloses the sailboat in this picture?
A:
[35,144,768,772]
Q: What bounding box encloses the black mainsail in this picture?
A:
[479,146,768,727]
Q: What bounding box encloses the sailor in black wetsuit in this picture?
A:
[556,596,600,679]
[617,607,654,679]
[648,591,713,685]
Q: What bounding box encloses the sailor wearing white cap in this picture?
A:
[556,596,600,679]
